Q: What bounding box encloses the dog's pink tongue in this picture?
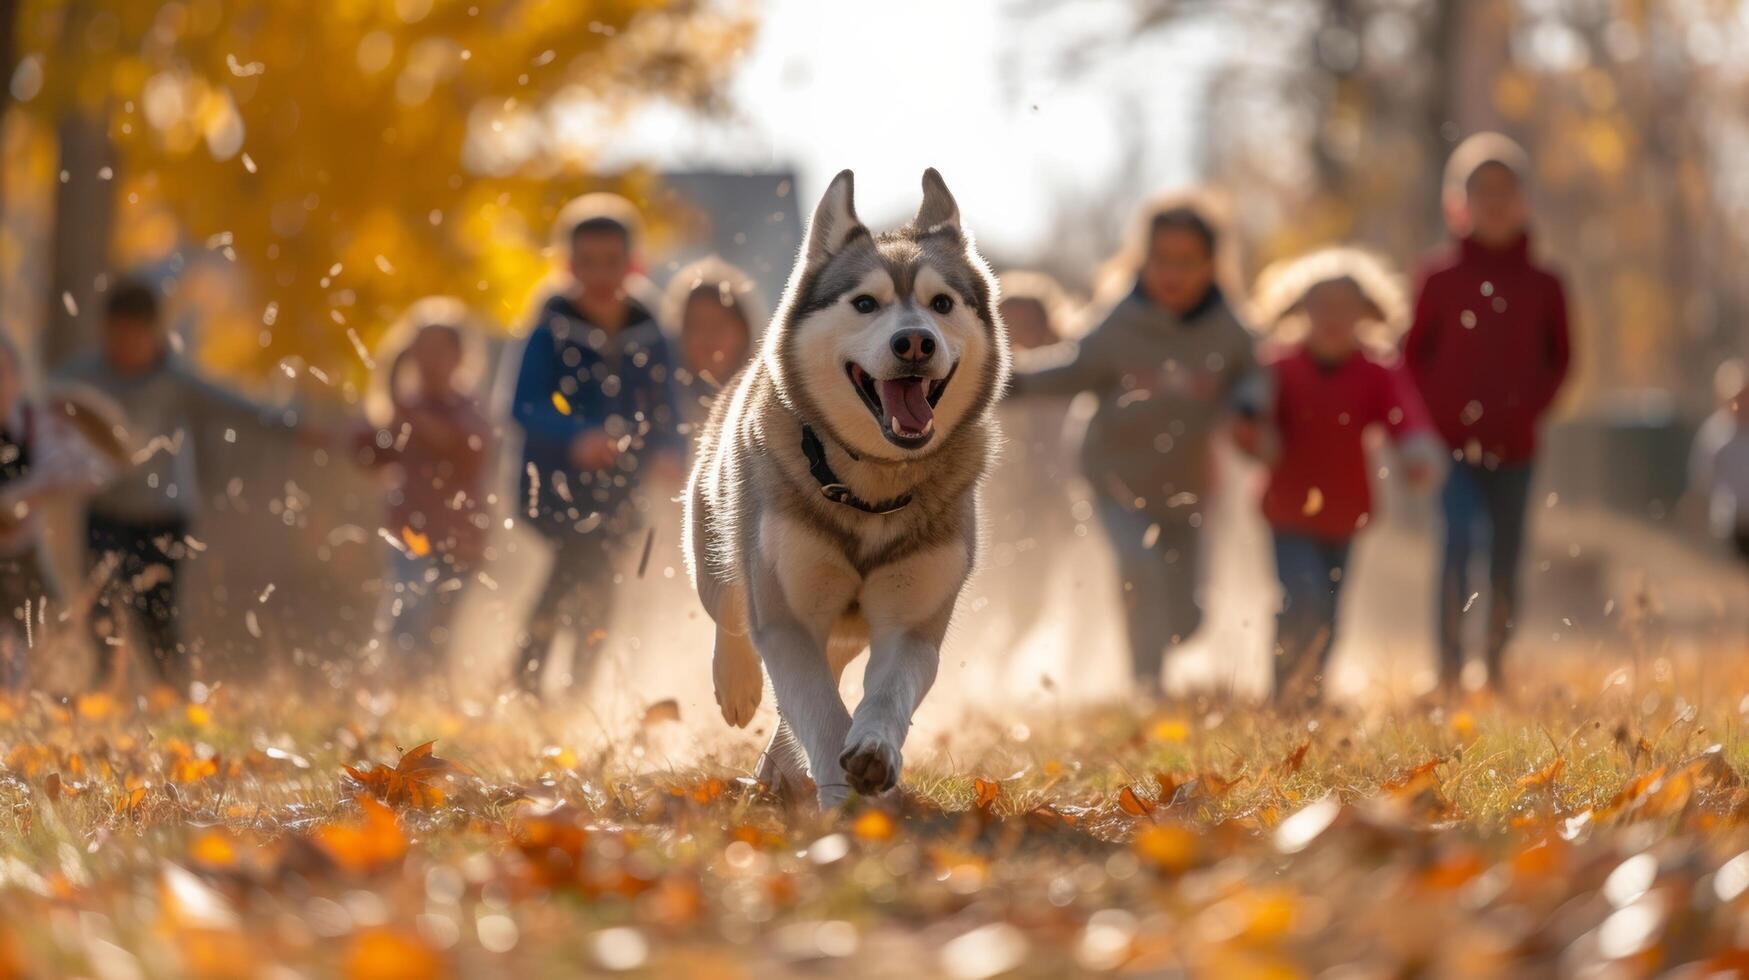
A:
[878,378,934,434]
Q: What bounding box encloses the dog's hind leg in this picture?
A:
[754,720,808,796]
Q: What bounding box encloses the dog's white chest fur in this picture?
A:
[758,512,970,638]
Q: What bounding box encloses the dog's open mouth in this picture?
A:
[846,362,955,448]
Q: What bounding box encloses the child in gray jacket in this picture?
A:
[1011,197,1268,695]
[57,278,304,685]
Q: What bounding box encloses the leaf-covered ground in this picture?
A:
[4,652,1749,978]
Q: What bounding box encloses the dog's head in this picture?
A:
[766,169,1009,460]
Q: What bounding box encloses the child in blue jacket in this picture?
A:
[509,194,682,697]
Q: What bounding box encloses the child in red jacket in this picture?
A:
[1404,133,1572,692]
[1245,248,1440,704]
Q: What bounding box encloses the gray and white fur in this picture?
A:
[683,169,1010,806]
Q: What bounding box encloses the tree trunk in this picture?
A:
[0,0,17,230]
[44,108,115,369]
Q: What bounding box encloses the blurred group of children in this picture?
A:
[10,129,1744,706]
[0,194,764,699]
[1006,131,1574,704]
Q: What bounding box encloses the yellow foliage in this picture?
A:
[12,0,754,387]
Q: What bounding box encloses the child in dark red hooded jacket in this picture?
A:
[1242,248,1441,704]
[1403,133,1572,692]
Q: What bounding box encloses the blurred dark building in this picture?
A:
[650,170,804,317]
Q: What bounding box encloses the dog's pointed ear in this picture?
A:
[804,169,865,267]
[914,168,960,233]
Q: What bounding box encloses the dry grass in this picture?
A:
[3,651,1749,978]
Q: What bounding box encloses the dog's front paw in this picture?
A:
[713,658,762,729]
[838,737,901,796]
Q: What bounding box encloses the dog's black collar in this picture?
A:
[799,425,912,515]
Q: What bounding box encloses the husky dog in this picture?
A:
[684,169,1009,806]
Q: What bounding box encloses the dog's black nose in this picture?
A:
[890,329,936,363]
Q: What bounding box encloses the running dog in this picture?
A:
[683,168,1009,806]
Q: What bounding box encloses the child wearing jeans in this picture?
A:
[1244,248,1440,704]
[57,278,305,687]
[1404,133,1572,691]
[354,298,492,676]
[1011,195,1268,696]
[509,194,683,697]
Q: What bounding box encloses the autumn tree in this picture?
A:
[9,0,752,386]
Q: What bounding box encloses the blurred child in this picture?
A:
[58,277,306,687]
[1689,360,1749,563]
[354,298,492,677]
[0,334,124,688]
[1404,133,1572,692]
[661,257,763,431]
[1247,249,1440,704]
[1011,194,1269,695]
[998,272,1070,353]
[508,194,683,696]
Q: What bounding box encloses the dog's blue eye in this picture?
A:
[851,295,879,314]
[931,294,955,315]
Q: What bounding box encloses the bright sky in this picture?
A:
[604,0,1233,255]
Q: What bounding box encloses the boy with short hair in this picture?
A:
[58,277,304,685]
[508,194,682,696]
[1404,133,1573,692]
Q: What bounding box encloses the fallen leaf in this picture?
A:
[852,809,896,842]
[343,740,465,808]
[1134,823,1197,873]
[76,692,118,722]
[688,777,726,805]
[1280,741,1311,773]
[189,832,239,870]
[344,927,443,980]
[641,699,681,728]
[1517,756,1565,791]
[973,777,1001,810]
[1383,757,1444,793]
[314,795,408,874]
[1148,717,1190,743]
[1117,785,1155,816]
[1199,769,1247,797]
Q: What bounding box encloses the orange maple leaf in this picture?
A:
[343,740,466,809]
